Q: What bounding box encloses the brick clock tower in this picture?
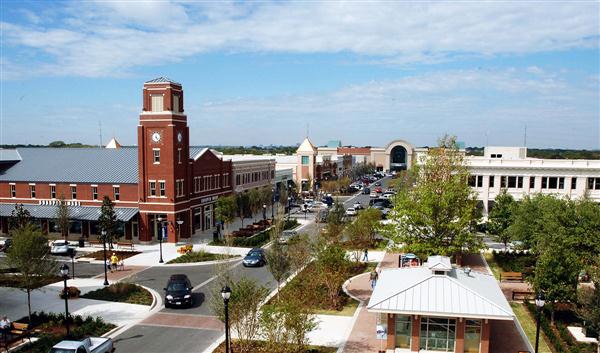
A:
[137,77,190,243]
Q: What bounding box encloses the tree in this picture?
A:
[56,195,70,239]
[210,277,269,353]
[314,243,350,309]
[265,241,291,300]
[384,135,483,260]
[260,298,317,353]
[345,208,381,261]
[247,188,261,219]
[236,193,250,227]
[215,195,237,238]
[287,233,313,273]
[8,204,32,230]
[324,200,346,243]
[487,189,516,250]
[277,183,289,213]
[48,140,66,148]
[98,196,118,248]
[6,224,58,322]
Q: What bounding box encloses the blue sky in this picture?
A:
[1,1,599,149]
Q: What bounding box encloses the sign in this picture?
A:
[376,324,387,340]
[200,195,219,204]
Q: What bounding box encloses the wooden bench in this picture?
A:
[500,271,523,282]
[117,241,134,250]
[1,322,31,351]
[512,291,535,301]
[88,239,103,247]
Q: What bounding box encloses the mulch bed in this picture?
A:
[213,340,337,353]
[84,250,140,260]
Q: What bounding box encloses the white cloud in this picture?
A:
[1,1,598,78]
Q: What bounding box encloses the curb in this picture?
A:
[158,256,242,267]
[104,284,162,340]
[335,301,364,353]
[341,272,369,303]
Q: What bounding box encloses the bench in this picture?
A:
[117,242,134,250]
[88,240,103,247]
[500,271,523,282]
[1,323,31,351]
[512,291,535,301]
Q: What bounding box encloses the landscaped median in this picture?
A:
[166,250,238,264]
[81,282,153,306]
[210,219,300,248]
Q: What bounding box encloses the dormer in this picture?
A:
[426,255,452,276]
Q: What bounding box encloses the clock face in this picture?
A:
[151,132,161,142]
[177,132,183,143]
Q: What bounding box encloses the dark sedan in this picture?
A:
[242,248,266,267]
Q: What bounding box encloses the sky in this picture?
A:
[1,1,599,149]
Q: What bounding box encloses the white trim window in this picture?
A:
[149,181,157,196]
[153,148,160,164]
[159,181,166,197]
[151,94,164,112]
[92,186,98,200]
[541,176,565,190]
[10,184,16,198]
[50,185,56,199]
[178,148,182,164]
[587,177,600,190]
[113,186,120,201]
[172,94,180,112]
[70,185,77,199]
[30,184,36,198]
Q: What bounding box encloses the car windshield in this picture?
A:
[53,241,67,246]
[246,253,261,259]
[49,349,77,353]
[167,282,187,291]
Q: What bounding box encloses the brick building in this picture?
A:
[0,78,271,243]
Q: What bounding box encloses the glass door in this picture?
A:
[464,320,481,353]
[395,315,412,348]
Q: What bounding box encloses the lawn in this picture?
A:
[510,302,552,353]
[0,274,61,288]
[483,252,501,280]
[167,250,238,264]
[213,340,337,353]
[312,298,359,316]
[81,282,153,305]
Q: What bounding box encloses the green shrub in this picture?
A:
[167,250,235,264]
[81,282,152,305]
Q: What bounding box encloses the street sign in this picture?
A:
[376,324,387,339]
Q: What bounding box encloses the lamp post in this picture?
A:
[287,196,292,221]
[271,187,275,220]
[101,230,109,286]
[157,216,165,263]
[262,204,267,221]
[176,219,184,241]
[221,286,232,353]
[534,292,546,353]
[60,264,70,336]
[69,248,76,279]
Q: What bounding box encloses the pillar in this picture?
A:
[410,315,420,352]
[455,318,465,353]
[387,314,395,349]
[167,213,177,243]
[480,319,490,353]
[138,213,152,243]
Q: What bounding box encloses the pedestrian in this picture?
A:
[0,316,11,341]
[362,248,369,262]
[110,253,119,272]
[105,258,111,273]
[369,269,379,290]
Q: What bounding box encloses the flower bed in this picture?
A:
[85,249,140,260]
[81,282,152,305]
[167,250,238,264]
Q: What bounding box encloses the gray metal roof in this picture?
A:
[0,204,138,222]
[145,77,181,85]
[0,148,138,184]
[0,149,21,162]
[368,266,514,320]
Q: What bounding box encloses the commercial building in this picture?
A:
[0,78,274,243]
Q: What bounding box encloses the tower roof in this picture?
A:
[145,77,181,85]
[297,137,317,153]
[105,138,122,149]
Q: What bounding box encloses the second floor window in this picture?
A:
[10,184,15,198]
[149,181,156,196]
[153,149,160,163]
[92,186,98,200]
[71,186,77,199]
[30,185,36,198]
[571,177,577,190]
[159,181,165,196]
[529,177,535,189]
[113,187,120,201]
[587,177,600,190]
[50,185,56,199]
[488,176,494,188]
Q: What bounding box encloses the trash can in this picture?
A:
[213,231,219,242]
[78,238,85,248]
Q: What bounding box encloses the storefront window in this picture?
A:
[68,221,82,234]
[464,320,481,353]
[395,315,411,348]
[420,317,456,351]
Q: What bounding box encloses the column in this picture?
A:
[480,319,490,353]
[410,315,420,352]
[138,214,152,243]
[387,314,395,349]
[455,318,465,353]
[167,213,177,243]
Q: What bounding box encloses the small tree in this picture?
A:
[577,256,600,353]
[8,203,32,230]
[266,241,291,300]
[260,298,317,353]
[487,189,516,250]
[6,224,58,322]
[210,277,269,353]
[215,195,237,237]
[325,200,346,243]
[278,183,289,213]
[98,196,118,248]
[247,188,261,220]
[345,208,381,261]
[56,195,70,239]
[236,193,250,227]
[287,233,313,273]
[314,243,350,309]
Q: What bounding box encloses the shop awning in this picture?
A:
[0,204,138,222]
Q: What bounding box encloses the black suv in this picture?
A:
[164,274,193,308]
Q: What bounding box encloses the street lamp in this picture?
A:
[101,230,109,286]
[534,292,546,353]
[60,264,70,336]
[176,219,184,241]
[221,286,232,353]
[69,248,76,279]
[287,196,292,221]
[262,204,267,221]
[271,187,275,220]
[157,216,165,263]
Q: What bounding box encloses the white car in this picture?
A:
[50,240,70,255]
[345,208,357,216]
[353,202,363,210]
[369,192,378,198]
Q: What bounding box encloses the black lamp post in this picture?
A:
[157,216,165,263]
[221,286,232,353]
[176,219,184,242]
[262,204,267,221]
[60,264,70,336]
[534,292,546,353]
[287,196,292,221]
[271,187,275,220]
[101,230,109,286]
[69,248,76,279]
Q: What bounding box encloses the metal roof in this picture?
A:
[0,148,139,184]
[145,77,181,85]
[0,204,138,222]
[0,149,21,162]
[367,266,514,320]
[426,255,452,271]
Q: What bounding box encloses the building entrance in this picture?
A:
[390,145,407,171]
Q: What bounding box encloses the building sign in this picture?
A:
[200,195,219,204]
[376,324,387,339]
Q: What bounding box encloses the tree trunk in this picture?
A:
[550,306,555,325]
[27,288,32,323]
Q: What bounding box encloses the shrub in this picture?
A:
[59,286,81,299]
[81,282,152,305]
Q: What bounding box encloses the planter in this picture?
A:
[59,286,81,299]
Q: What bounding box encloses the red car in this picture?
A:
[375,187,382,193]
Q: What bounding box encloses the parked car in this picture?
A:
[0,238,12,253]
[375,187,382,193]
[49,337,114,353]
[279,230,298,244]
[362,187,371,195]
[369,192,378,198]
[352,202,363,210]
[164,274,193,308]
[375,182,382,186]
[243,248,266,267]
[345,207,358,217]
[50,240,70,255]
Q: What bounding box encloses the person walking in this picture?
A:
[0,316,11,342]
[110,253,119,273]
[362,248,369,262]
[370,269,379,290]
[105,258,111,273]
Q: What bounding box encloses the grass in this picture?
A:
[213,340,337,353]
[167,250,237,264]
[483,252,501,280]
[0,274,62,288]
[81,282,153,305]
[312,298,359,316]
[511,302,552,353]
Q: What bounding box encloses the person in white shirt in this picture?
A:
[0,316,11,340]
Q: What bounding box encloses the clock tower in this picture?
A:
[137,77,190,243]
